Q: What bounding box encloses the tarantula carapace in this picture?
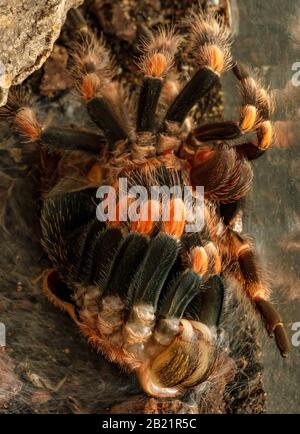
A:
[1,9,290,398]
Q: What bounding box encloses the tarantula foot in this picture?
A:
[255,298,291,357]
[42,269,81,326]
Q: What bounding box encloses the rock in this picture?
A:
[0,0,83,106]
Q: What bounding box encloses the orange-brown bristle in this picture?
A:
[240,105,258,132]
[80,73,100,100]
[243,77,257,96]
[192,148,214,166]
[15,107,41,141]
[204,242,222,274]
[258,87,274,115]
[131,200,160,235]
[248,283,270,300]
[236,243,252,258]
[86,162,102,185]
[258,121,273,149]
[143,53,169,78]
[190,246,208,276]
[139,26,182,57]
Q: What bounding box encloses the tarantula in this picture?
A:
[1,9,290,398]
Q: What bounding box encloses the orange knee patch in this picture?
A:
[240,105,257,132]
[131,219,154,234]
[144,53,169,78]
[15,107,41,140]
[190,246,208,276]
[80,73,100,100]
[258,120,272,149]
[131,200,160,234]
[200,45,225,74]
[163,198,185,239]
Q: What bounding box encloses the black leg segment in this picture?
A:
[136,77,163,132]
[127,234,178,309]
[41,127,106,154]
[87,97,128,146]
[103,233,150,299]
[159,271,202,319]
[164,68,219,126]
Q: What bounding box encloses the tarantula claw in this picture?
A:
[274,324,291,358]
[137,319,216,398]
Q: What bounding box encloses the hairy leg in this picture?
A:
[221,228,290,357]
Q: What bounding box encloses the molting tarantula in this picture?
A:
[1,8,291,399]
